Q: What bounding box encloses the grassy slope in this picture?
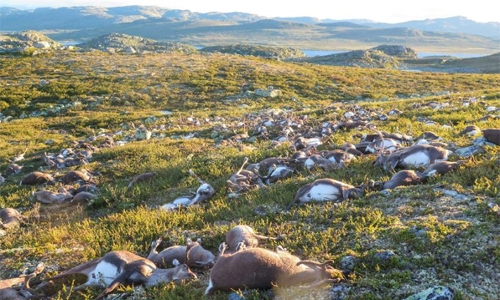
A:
[0,51,499,300]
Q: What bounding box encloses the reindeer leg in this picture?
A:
[93,271,130,300]
[235,157,249,176]
[218,242,228,256]
[149,236,163,257]
[188,169,206,185]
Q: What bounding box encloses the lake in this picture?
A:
[302,49,488,58]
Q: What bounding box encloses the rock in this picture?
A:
[330,283,351,300]
[77,33,198,54]
[455,145,484,157]
[199,44,305,60]
[371,44,418,58]
[340,256,357,271]
[254,86,282,98]
[228,292,245,300]
[34,41,51,49]
[403,286,454,300]
[374,250,396,261]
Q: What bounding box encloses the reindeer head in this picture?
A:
[185,238,215,268]
[169,259,198,282]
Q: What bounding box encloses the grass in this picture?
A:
[0,51,499,299]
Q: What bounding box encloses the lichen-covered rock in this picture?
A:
[0,30,62,53]
[294,48,402,69]
[340,256,357,271]
[77,33,197,54]
[403,286,454,300]
[371,45,418,59]
[200,44,305,60]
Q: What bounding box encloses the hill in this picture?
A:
[1,6,498,54]
[200,44,306,60]
[77,33,198,54]
[1,31,498,74]
[0,30,64,54]
[404,52,500,74]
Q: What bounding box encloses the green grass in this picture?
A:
[0,51,499,299]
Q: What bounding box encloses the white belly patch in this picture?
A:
[86,261,119,285]
[402,152,429,167]
[300,184,341,202]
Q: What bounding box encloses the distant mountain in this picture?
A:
[0,6,262,30]
[370,17,500,39]
[0,6,498,53]
[275,16,500,39]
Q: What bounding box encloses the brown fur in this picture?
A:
[0,208,23,230]
[45,250,196,300]
[20,172,55,186]
[225,225,276,251]
[206,246,340,295]
[148,238,215,268]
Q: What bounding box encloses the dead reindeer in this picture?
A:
[482,128,500,145]
[60,170,92,185]
[339,143,364,157]
[458,125,481,136]
[72,191,98,204]
[303,154,339,171]
[72,183,100,195]
[293,136,323,150]
[0,263,45,300]
[127,172,157,189]
[225,225,277,251]
[0,208,24,232]
[365,138,402,154]
[41,250,197,300]
[226,157,264,195]
[205,244,343,296]
[418,131,442,141]
[32,187,74,204]
[12,146,29,163]
[160,170,215,211]
[5,163,23,177]
[256,157,290,175]
[376,170,424,190]
[288,178,362,209]
[353,141,374,155]
[373,144,452,172]
[421,160,466,177]
[148,237,215,268]
[261,163,296,185]
[320,149,357,166]
[384,133,414,145]
[20,172,55,186]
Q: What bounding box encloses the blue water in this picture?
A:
[302,50,346,57]
[302,49,488,58]
[417,52,486,58]
[60,41,80,46]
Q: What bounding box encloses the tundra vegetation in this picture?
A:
[0,50,499,300]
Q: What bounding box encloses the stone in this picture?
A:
[340,255,357,271]
[403,286,454,300]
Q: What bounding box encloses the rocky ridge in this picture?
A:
[200,44,306,60]
[0,30,65,54]
[290,45,418,69]
[77,33,198,54]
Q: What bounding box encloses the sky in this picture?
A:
[3,0,499,24]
